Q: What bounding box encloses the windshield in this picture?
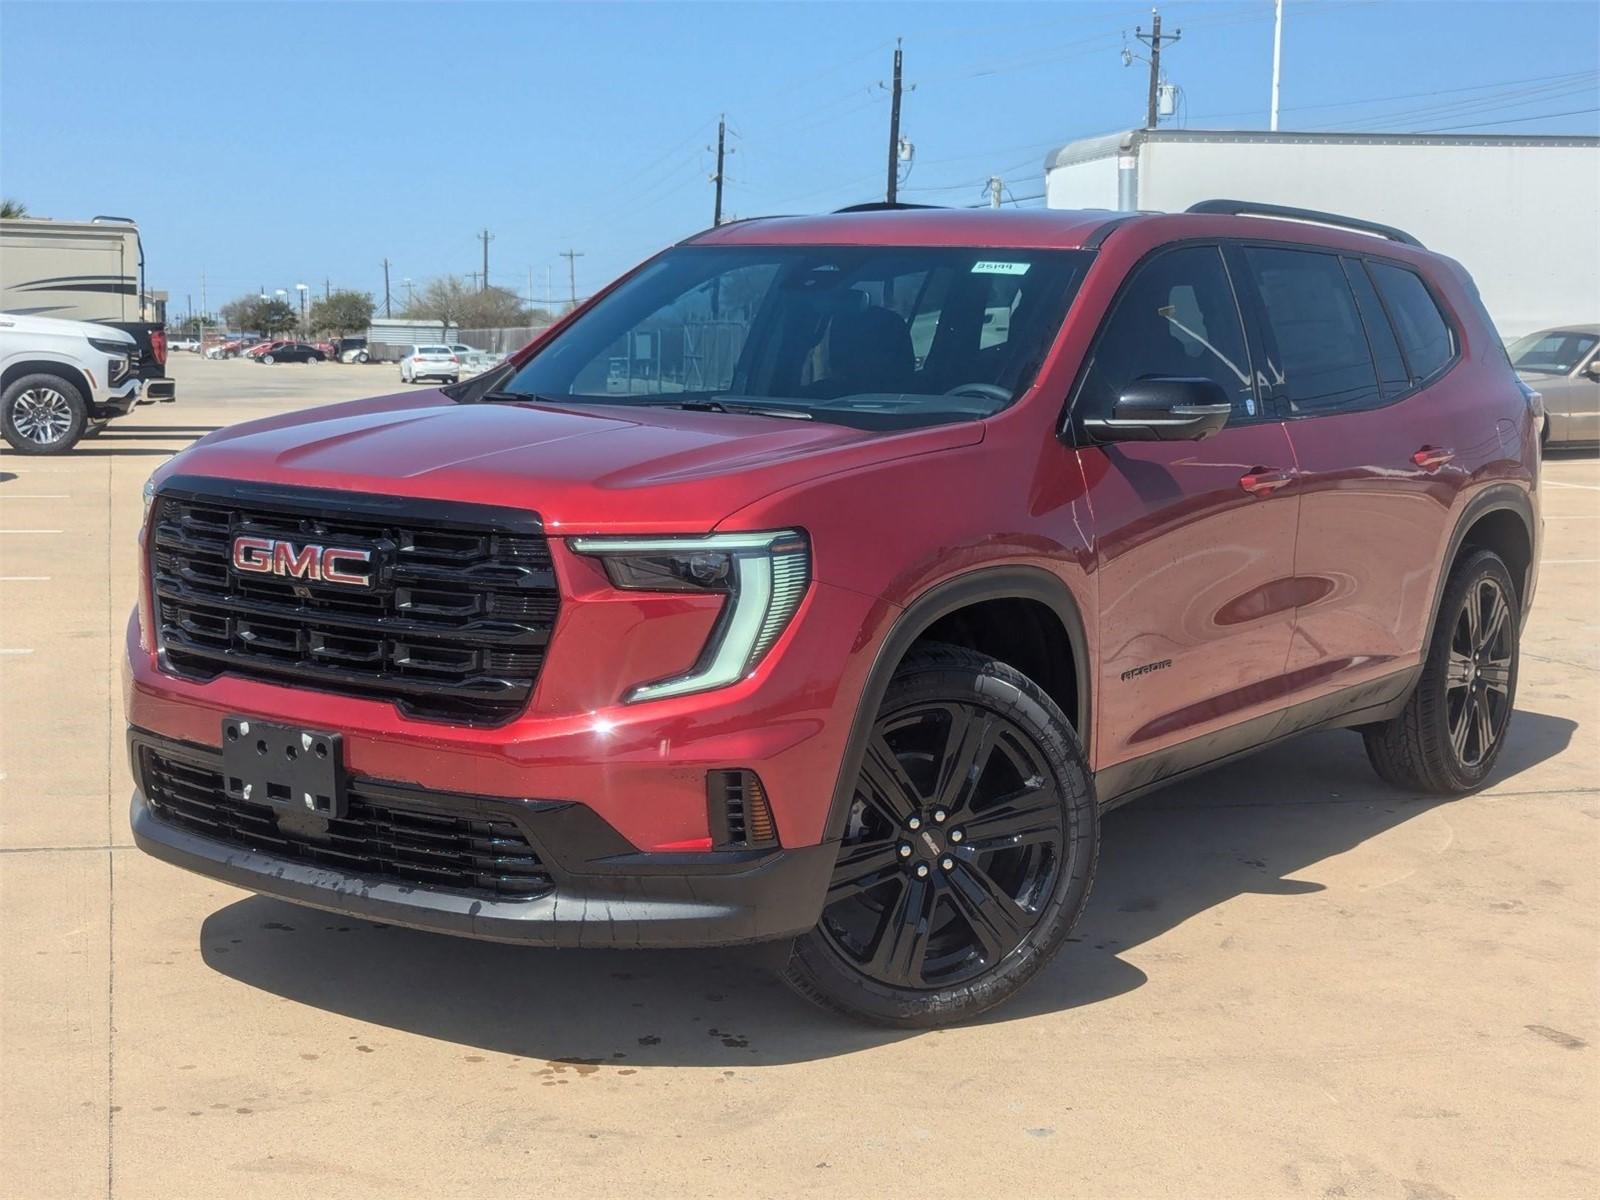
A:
[484,245,1091,430]
[1509,330,1598,374]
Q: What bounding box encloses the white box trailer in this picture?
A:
[364,317,459,363]
[1043,129,1600,339]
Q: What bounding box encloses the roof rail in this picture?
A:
[832,202,944,214]
[1186,199,1423,248]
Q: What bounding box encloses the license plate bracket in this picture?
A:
[221,717,347,819]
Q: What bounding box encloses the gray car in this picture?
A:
[1511,324,1599,448]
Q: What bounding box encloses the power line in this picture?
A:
[1191,68,1599,123]
[1419,105,1600,134]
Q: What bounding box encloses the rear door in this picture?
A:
[1239,245,1463,704]
[1074,243,1302,779]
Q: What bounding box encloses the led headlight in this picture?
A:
[569,530,810,702]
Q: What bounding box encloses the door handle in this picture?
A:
[1239,467,1295,498]
[1412,445,1455,472]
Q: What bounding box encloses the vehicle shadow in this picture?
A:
[200,710,1576,1065]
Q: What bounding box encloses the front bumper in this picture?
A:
[129,729,833,948]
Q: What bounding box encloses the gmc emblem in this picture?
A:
[231,536,372,587]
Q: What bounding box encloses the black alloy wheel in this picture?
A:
[1364,548,1521,794]
[783,644,1097,1026]
[1444,574,1515,769]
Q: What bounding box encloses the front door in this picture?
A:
[1073,243,1301,781]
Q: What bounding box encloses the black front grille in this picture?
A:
[139,743,554,901]
[149,480,557,724]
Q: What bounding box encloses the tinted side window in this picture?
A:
[1078,244,1256,421]
[1370,262,1454,383]
[1344,259,1409,399]
[1243,246,1379,415]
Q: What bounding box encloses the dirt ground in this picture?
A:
[2,354,1596,1199]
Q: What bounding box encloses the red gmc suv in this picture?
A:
[127,201,1540,1026]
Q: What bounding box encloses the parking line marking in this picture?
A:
[0,494,70,500]
[0,648,35,656]
[1542,558,1600,565]
[0,576,50,582]
[1544,481,1600,491]
[0,529,64,534]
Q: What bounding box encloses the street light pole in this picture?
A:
[1270,0,1284,131]
[295,283,308,335]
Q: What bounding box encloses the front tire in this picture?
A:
[781,644,1098,1027]
[1363,548,1520,794]
[2,373,88,454]
[262,354,276,364]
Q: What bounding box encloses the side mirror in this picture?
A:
[1081,377,1234,443]
[1583,359,1600,380]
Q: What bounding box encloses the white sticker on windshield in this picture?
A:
[971,261,1031,276]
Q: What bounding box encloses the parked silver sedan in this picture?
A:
[1511,324,1599,448]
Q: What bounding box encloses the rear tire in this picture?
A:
[2,372,88,454]
[262,354,276,364]
[1363,548,1519,794]
[781,643,1098,1027]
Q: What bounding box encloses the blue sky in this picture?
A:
[3,0,1596,317]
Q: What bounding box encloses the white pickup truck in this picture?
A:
[0,313,141,453]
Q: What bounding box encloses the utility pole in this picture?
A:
[1135,9,1180,129]
[712,115,727,226]
[988,176,1003,209]
[885,39,904,204]
[382,258,392,318]
[324,277,331,300]
[403,278,415,308]
[560,249,584,310]
[478,228,493,290]
[1270,0,1284,131]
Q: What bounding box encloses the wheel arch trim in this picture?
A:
[823,565,1091,843]
[1421,483,1536,653]
[2,358,94,402]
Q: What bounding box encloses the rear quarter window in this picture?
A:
[1369,262,1455,383]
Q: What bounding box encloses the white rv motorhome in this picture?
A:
[0,215,174,401]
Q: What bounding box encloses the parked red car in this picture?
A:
[127,202,1538,1025]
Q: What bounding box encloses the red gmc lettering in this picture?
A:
[272,542,320,580]
[229,536,371,587]
[231,535,275,574]
[319,547,372,586]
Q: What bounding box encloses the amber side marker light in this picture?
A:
[708,769,778,850]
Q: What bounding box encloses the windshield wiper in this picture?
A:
[478,390,562,404]
[661,399,814,421]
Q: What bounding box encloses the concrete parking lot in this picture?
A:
[2,353,1596,1199]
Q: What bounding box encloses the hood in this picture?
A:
[0,312,137,344]
[156,390,983,533]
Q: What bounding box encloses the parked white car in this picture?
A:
[168,336,201,353]
[399,344,460,384]
[0,313,140,453]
